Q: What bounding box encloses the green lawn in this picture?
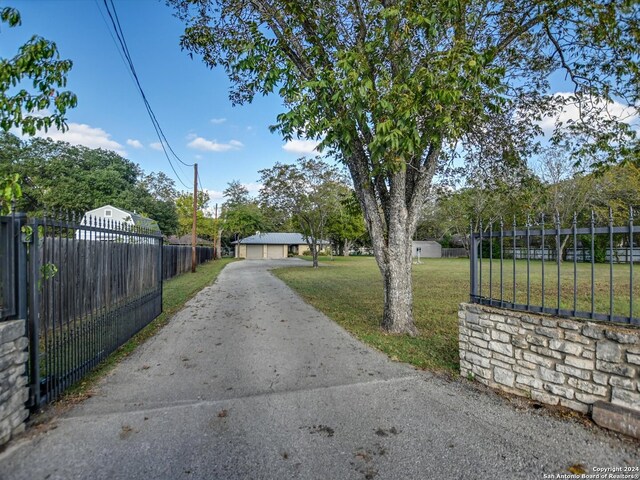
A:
[478,258,639,319]
[274,256,639,375]
[274,256,469,373]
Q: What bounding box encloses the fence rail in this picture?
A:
[470,210,639,326]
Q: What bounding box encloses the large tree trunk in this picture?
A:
[345,144,440,336]
[311,242,319,268]
[342,238,351,256]
[380,227,416,334]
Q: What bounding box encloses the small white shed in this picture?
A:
[412,241,442,258]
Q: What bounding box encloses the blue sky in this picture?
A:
[2,1,637,204]
[2,0,316,202]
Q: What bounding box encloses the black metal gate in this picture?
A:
[0,212,163,407]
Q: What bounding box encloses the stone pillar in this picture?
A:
[0,320,30,446]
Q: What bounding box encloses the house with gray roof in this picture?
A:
[76,204,161,241]
[232,232,329,259]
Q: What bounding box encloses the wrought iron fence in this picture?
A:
[0,211,220,409]
[470,209,639,325]
[0,214,17,320]
[27,213,163,406]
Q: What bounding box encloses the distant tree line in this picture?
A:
[0,132,368,256]
[416,145,640,256]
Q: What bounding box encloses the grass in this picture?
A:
[478,258,640,318]
[274,256,640,375]
[59,258,236,402]
[274,256,468,373]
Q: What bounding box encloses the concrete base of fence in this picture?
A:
[459,303,640,438]
[0,320,29,447]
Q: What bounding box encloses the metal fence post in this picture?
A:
[27,218,41,408]
[14,213,28,323]
[159,235,164,314]
[470,223,478,302]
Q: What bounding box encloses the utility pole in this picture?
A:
[192,163,198,273]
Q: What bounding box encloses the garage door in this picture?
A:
[267,244,285,259]
[246,245,263,259]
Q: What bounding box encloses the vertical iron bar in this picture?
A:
[64,212,72,389]
[631,207,634,322]
[159,235,164,314]
[500,218,504,307]
[541,214,545,310]
[44,216,52,403]
[526,214,530,310]
[470,222,477,302]
[513,216,516,306]
[591,211,595,318]
[489,221,493,301]
[609,208,614,321]
[573,212,577,316]
[54,212,65,400]
[556,213,561,314]
[479,219,483,300]
[15,212,28,322]
[28,218,41,408]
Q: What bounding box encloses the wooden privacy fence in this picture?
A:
[162,245,214,280]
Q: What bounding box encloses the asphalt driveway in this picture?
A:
[1,259,638,479]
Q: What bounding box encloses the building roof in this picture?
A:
[84,204,161,232]
[233,232,329,245]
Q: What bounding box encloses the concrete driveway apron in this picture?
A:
[1,259,638,480]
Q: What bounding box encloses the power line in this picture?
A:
[93,0,137,87]
[104,0,193,173]
[100,0,194,189]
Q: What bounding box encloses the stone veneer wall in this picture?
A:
[0,320,29,446]
[459,303,640,414]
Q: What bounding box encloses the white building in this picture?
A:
[75,205,160,241]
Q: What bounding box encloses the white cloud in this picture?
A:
[204,189,225,201]
[282,139,320,155]
[537,92,638,135]
[127,139,143,149]
[149,142,163,151]
[187,136,244,152]
[210,118,227,125]
[241,182,262,194]
[35,123,126,156]
[202,189,225,217]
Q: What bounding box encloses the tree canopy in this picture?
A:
[259,157,349,267]
[0,7,77,135]
[0,132,179,234]
[172,0,639,334]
